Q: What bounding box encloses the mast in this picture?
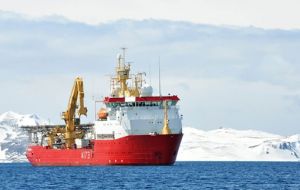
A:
[116,48,130,97]
[122,47,126,65]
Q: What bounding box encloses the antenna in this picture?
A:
[158,56,162,97]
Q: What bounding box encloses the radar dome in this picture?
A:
[140,84,153,97]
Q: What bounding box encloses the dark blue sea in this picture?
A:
[1,162,300,189]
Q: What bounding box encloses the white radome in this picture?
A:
[140,84,153,97]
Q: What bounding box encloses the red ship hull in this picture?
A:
[26,134,183,166]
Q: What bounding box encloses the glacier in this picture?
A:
[178,127,300,161]
[0,111,48,162]
[0,111,299,162]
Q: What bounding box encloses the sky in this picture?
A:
[0,1,300,135]
[0,0,300,29]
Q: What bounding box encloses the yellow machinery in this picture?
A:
[110,49,145,98]
[47,127,65,148]
[61,77,88,149]
[115,54,131,97]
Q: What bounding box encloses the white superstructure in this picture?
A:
[93,50,182,140]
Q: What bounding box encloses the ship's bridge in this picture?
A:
[103,95,179,106]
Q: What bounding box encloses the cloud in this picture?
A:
[1,13,300,135]
[1,0,300,29]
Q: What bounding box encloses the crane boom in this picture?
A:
[62,77,87,149]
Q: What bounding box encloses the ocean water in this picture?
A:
[0,162,299,190]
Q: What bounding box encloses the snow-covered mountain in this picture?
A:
[0,111,48,162]
[0,111,299,162]
[178,127,300,161]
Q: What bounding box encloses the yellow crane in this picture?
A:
[61,77,88,149]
